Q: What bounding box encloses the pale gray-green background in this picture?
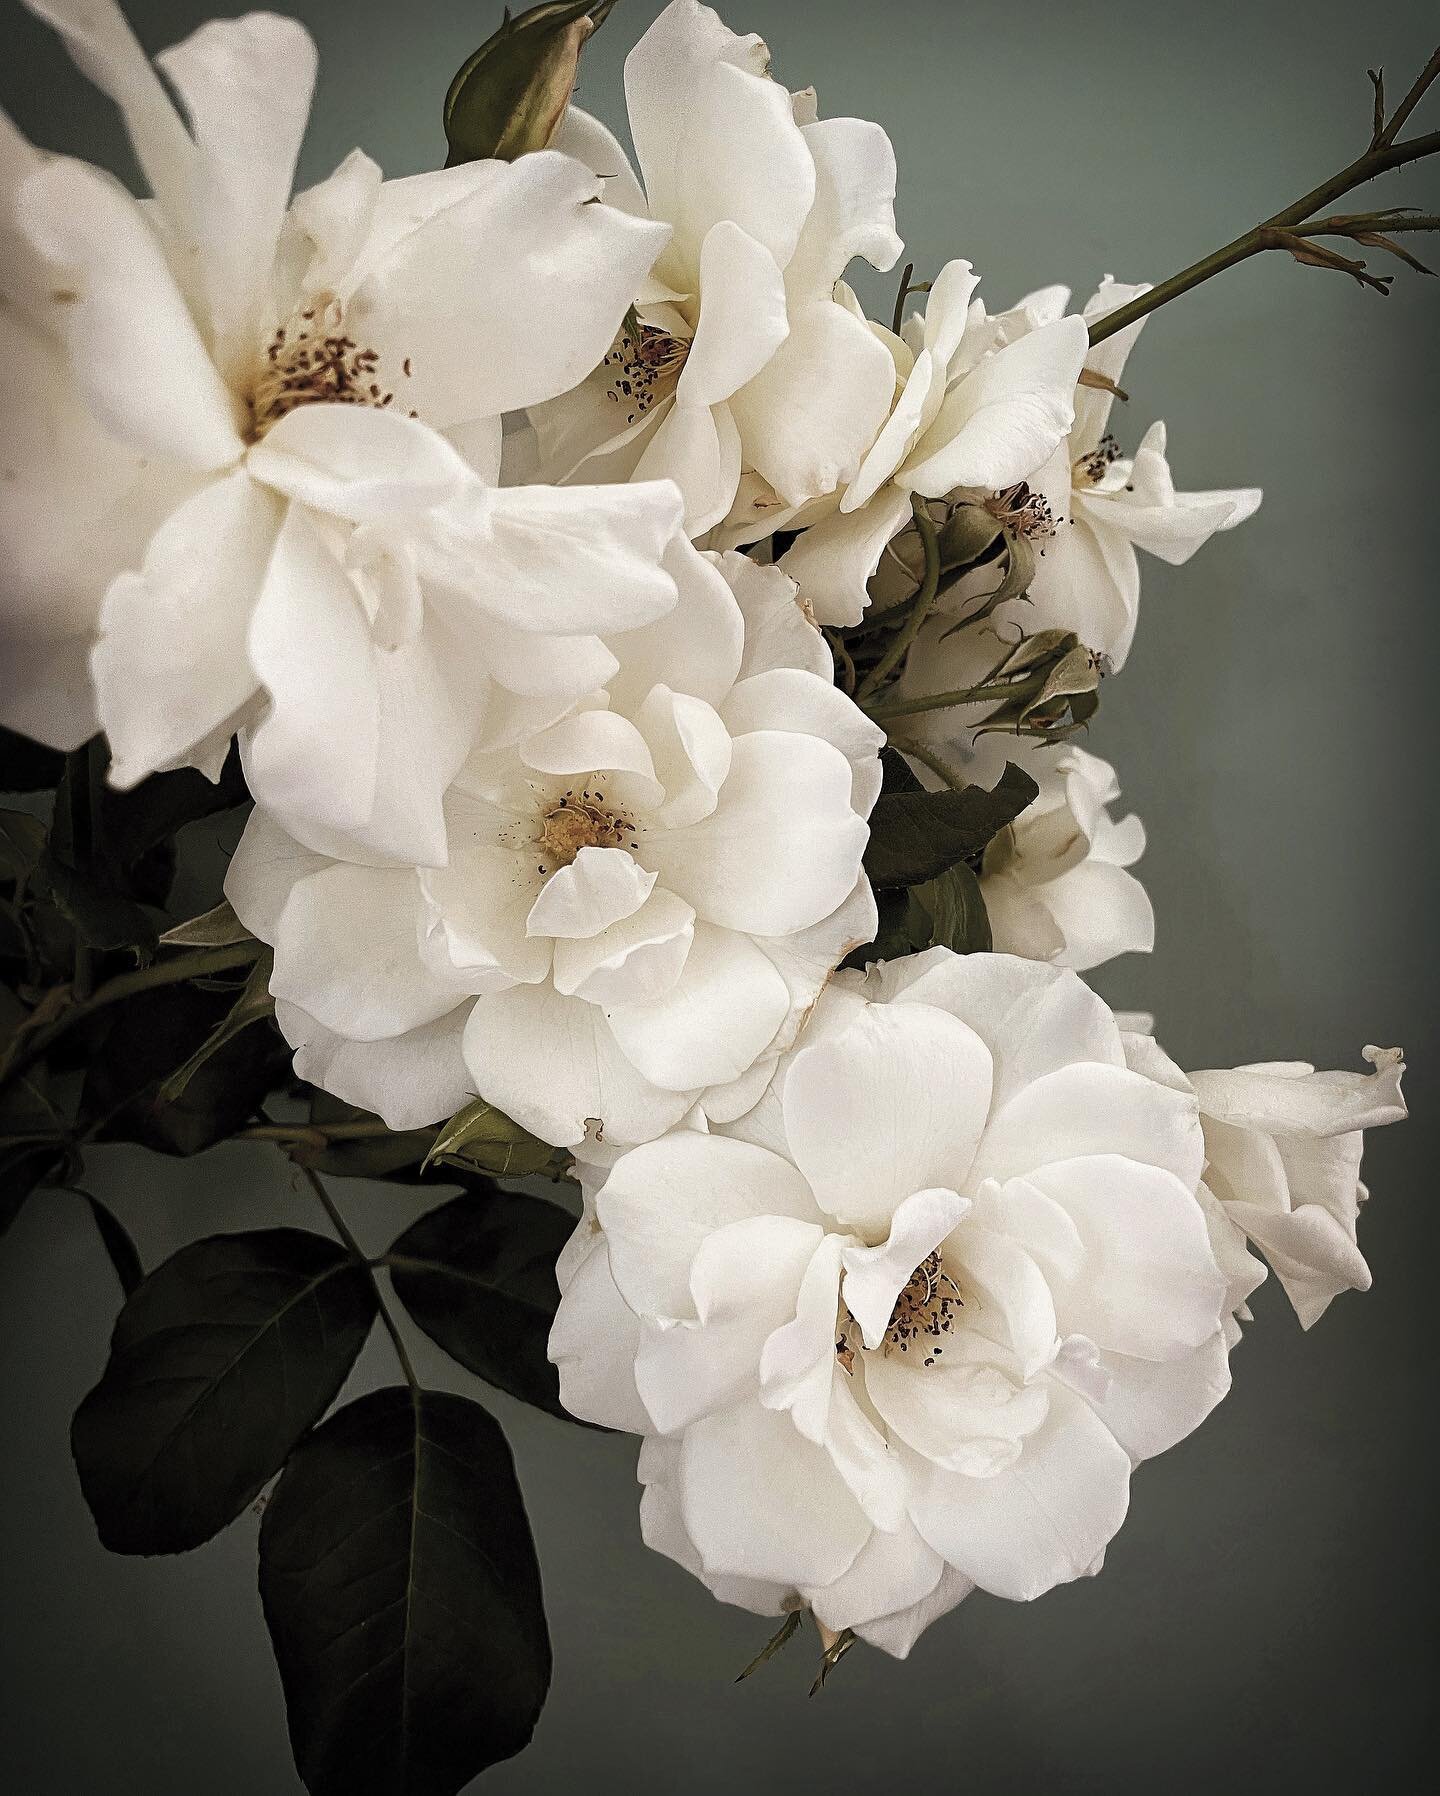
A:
[2,0,1435,1789]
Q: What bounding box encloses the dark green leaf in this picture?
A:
[80,980,289,1155]
[0,808,46,884]
[426,1096,565,1180]
[839,886,923,971]
[72,1228,376,1554]
[158,898,255,949]
[39,740,158,954]
[260,1386,551,1796]
[100,745,249,865]
[937,504,1005,573]
[76,1190,144,1296]
[158,950,274,1101]
[910,861,993,955]
[445,0,615,164]
[0,1022,76,1230]
[0,726,64,793]
[878,744,923,796]
[39,851,159,955]
[299,1094,438,1182]
[42,742,249,941]
[388,1190,577,1421]
[863,762,1038,889]
[1,1140,71,1235]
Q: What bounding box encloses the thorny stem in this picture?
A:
[854,503,942,703]
[0,942,263,1097]
[301,1164,420,1392]
[825,629,857,695]
[884,732,969,792]
[1374,48,1440,148]
[863,668,1050,726]
[1087,50,1440,346]
[239,1120,401,1149]
[1296,210,1440,235]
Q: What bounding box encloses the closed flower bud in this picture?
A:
[444,0,617,166]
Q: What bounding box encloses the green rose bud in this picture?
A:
[444,0,618,166]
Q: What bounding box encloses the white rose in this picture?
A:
[981,745,1153,972]
[1190,1049,1407,1327]
[528,0,904,535]
[775,260,1089,626]
[883,614,1153,974]
[551,948,1241,1656]
[932,278,1262,669]
[1,0,679,864]
[226,550,882,1150]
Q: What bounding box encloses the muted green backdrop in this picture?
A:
[2,0,1436,1790]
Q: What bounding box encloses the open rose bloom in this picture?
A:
[1,0,683,863]
[0,0,1421,1771]
[552,951,1273,1652]
[553,949,1406,1653]
[227,550,882,1149]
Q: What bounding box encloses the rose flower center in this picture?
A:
[602,319,690,426]
[246,294,411,442]
[538,790,638,868]
[834,1249,965,1375]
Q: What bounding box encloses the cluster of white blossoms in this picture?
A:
[0,0,1407,1662]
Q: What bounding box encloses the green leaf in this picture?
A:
[878,744,923,796]
[39,740,159,955]
[80,980,289,1156]
[388,1190,578,1421]
[863,762,1038,889]
[39,851,159,955]
[71,1228,377,1555]
[157,950,274,1102]
[444,0,616,165]
[0,1026,77,1231]
[426,1096,565,1179]
[1,1140,72,1235]
[909,860,993,955]
[839,886,922,971]
[0,808,46,884]
[937,504,1005,573]
[0,726,64,793]
[158,898,255,949]
[99,745,249,865]
[75,1189,144,1296]
[260,1386,551,1796]
[41,742,250,946]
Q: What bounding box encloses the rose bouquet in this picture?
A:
[0,0,1429,1788]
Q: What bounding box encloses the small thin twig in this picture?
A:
[1087,45,1440,345]
[1376,46,1440,147]
[300,1165,420,1392]
[0,941,264,1096]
